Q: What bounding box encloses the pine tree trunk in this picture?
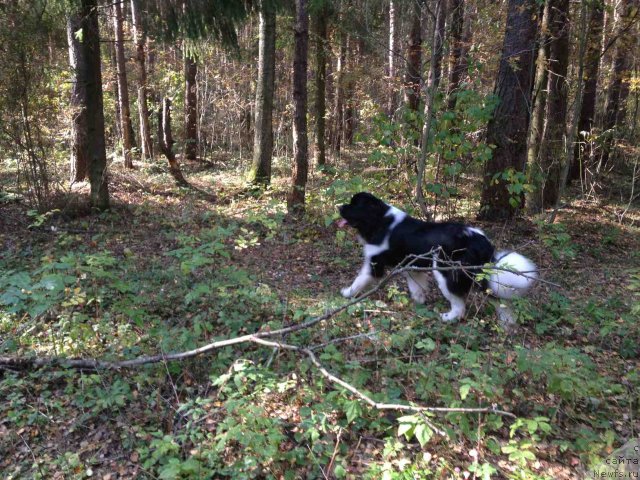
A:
[130,0,153,161]
[569,1,604,181]
[478,0,538,221]
[67,12,88,183]
[461,1,476,75]
[83,0,109,209]
[344,37,357,146]
[416,0,447,218]
[600,0,636,168]
[288,0,309,213]
[184,53,198,161]
[446,0,465,110]
[110,43,122,145]
[529,0,570,212]
[249,0,276,185]
[332,29,346,153]
[404,1,422,112]
[387,0,397,116]
[554,0,588,215]
[526,0,550,187]
[113,0,135,168]
[313,5,328,167]
[158,97,187,185]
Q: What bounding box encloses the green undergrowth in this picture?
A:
[1,191,639,479]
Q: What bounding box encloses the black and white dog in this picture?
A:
[337,192,538,324]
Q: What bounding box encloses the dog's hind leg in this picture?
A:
[432,258,466,322]
[404,271,429,303]
[492,299,516,328]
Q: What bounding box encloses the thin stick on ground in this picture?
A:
[249,336,516,418]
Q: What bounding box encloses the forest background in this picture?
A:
[0,0,639,478]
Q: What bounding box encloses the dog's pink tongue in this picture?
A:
[336,219,348,228]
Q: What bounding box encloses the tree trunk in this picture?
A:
[67,12,88,183]
[313,4,328,167]
[83,0,109,209]
[387,0,397,116]
[446,0,465,110]
[526,0,550,182]
[344,37,357,146]
[158,97,187,185]
[130,0,153,161]
[416,0,447,218]
[288,0,309,213]
[249,0,276,185]
[553,0,588,217]
[528,0,570,213]
[404,1,422,112]
[461,1,476,77]
[600,0,637,167]
[109,43,122,146]
[112,0,135,168]
[478,0,538,221]
[184,52,198,161]
[569,1,604,181]
[332,29,346,153]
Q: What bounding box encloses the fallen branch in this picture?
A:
[250,336,516,419]
[0,262,409,371]
[0,253,552,371]
[1,253,549,420]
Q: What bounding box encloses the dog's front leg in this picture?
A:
[341,258,375,298]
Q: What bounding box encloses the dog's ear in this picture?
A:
[361,193,387,215]
[352,192,382,207]
[350,192,371,205]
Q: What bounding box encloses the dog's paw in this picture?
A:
[410,290,427,304]
[496,303,516,329]
[440,311,462,323]
[341,287,354,298]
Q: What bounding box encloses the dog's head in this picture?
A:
[337,192,392,239]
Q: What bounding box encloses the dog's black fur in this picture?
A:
[339,192,493,296]
[338,192,537,323]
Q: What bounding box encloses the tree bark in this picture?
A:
[528,0,570,212]
[416,0,447,218]
[112,0,135,168]
[67,12,89,183]
[184,52,198,161]
[553,0,588,218]
[288,0,309,213]
[344,37,357,146]
[313,4,328,167]
[130,0,153,161]
[387,0,397,116]
[525,0,550,182]
[84,0,109,209]
[599,0,637,168]
[158,97,187,185]
[404,1,422,112]
[478,0,538,221]
[332,28,346,153]
[249,0,276,185]
[109,42,122,147]
[569,1,604,182]
[446,0,465,110]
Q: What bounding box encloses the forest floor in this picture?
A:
[1,154,639,479]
